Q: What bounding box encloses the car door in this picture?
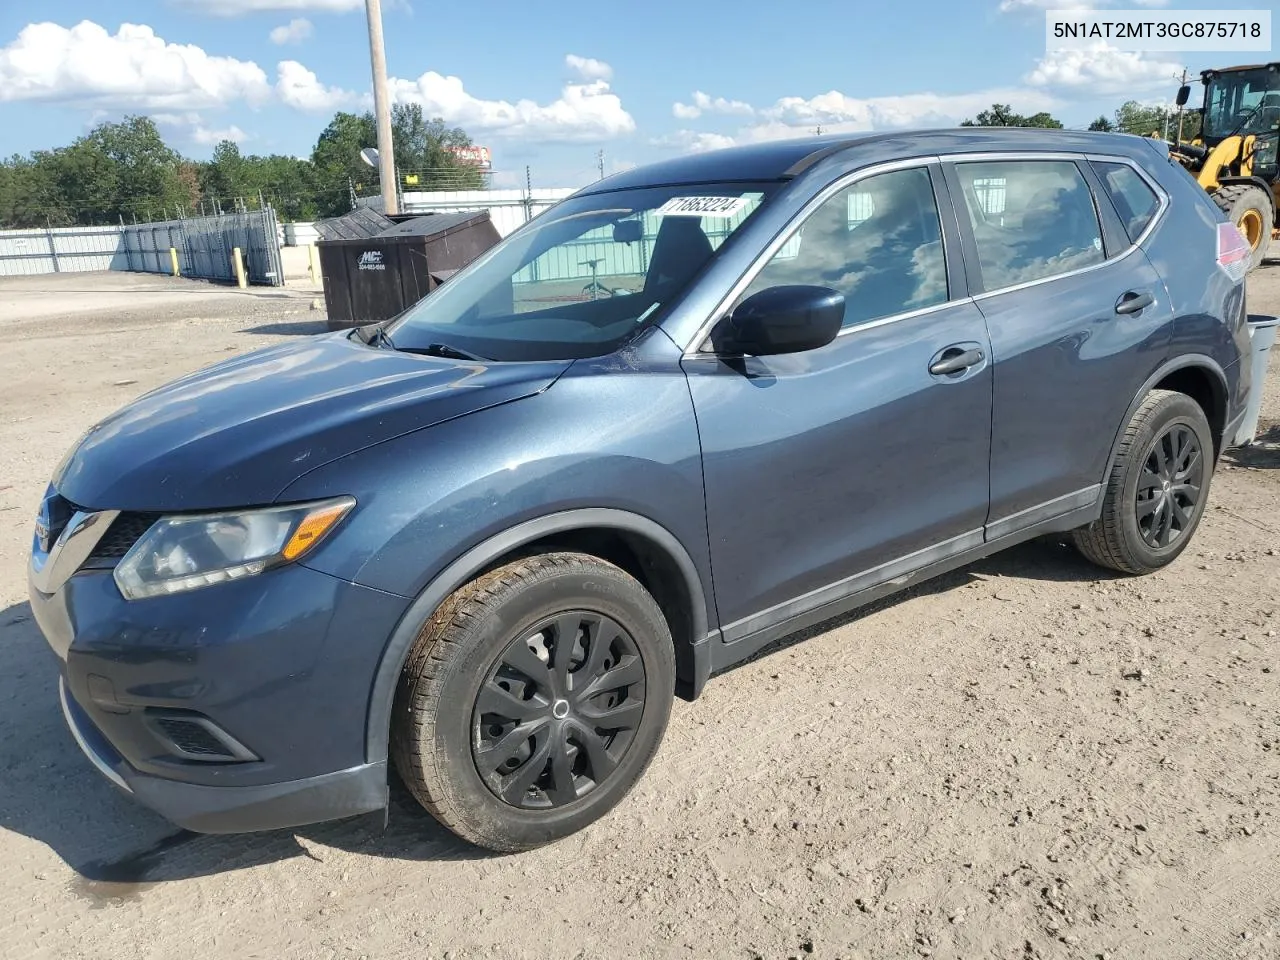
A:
[943,155,1174,538]
[681,162,993,647]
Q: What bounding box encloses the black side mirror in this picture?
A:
[713,285,844,356]
[613,220,643,244]
[1176,84,1191,107]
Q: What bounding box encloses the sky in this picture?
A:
[0,0,1275,189]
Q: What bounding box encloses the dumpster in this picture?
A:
[317,210,501,330]
[1233,313,1279,446]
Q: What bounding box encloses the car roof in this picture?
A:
[577,128,1163,194]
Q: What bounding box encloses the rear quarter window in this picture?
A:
[1091,160,1161,242]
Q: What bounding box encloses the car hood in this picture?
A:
[57,333,570,511]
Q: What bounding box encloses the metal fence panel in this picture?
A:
[0,210,285,285]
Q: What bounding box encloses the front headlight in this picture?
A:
[114,497,355,600]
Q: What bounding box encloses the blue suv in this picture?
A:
[29,129,1254,851]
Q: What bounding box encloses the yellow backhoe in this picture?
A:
[1170,62,1278,271]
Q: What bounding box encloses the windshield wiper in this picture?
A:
[362,328,486,362]
[400,342,491,362]
[362,325,395,349]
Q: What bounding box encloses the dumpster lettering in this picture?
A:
[358,251,386,271]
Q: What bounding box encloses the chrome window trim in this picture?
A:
[942,151,1170,302]
[29,508,120,595]
[682,155,944,357]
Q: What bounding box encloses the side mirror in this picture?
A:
[713,285,844,356]
[613,220,643,244]
[1175,84,1191,107]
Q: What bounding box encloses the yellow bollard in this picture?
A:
[307,243,320,284]
[169,247,180,277]
[232,247,247,289]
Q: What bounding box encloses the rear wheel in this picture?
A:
[1212,184,1272,272]
[391,553,674,852]
[1072,390,1214,575]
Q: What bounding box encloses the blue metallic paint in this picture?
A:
[974,249,1173,521]
[30,563,408,786]
[56,333,569,512]
[28,128,1251,834]
[684,300,993,629]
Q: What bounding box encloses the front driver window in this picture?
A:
[742,166,948,329]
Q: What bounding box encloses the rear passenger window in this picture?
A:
[1092,160,1161,242]
[954,160,1104,289]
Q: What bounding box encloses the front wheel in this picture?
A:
[1072,389,1214,575]
[390,553,675,852]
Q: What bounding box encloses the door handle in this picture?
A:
[1115,290,1155,315]
[929,347,985,376]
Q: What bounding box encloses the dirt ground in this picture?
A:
[0,271,1278,960]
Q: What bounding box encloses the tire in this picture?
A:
[1072,389,1215,575]
[1212,184,1272,272]
[390,552,675,852]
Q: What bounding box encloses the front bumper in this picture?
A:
[60,677,387,832]
[30,548,411,832]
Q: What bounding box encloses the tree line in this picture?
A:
[0,104,486,229]
[960,100,1201,140]
[2,98,1202,230]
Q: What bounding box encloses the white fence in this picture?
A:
[0,209,284,285]
[0,225,135,275]
[400,188,575,237]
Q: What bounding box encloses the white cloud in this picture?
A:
[389,67,635,142]
[1026,44,1182,95]
[764,87,1057,130]
[565,54,612,82]
[191,123,249,145]
[269,18,314,44]
[672,90,754,120]
[655,86,1064,154]
[652,130,740,153]
[172,0,363,14]
[275,59,355,110]
[154,112,249,146]
[0,20,271,110]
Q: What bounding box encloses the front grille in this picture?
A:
[88,512,161,561]
[41,493,76,548]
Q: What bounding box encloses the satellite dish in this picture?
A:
[359,147,379,168]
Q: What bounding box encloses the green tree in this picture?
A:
[1113,101,1169,137]
[84,116,189,220]
[1111,100,1201,141]
[1088,115,1115,132]
[961,104,1064,128]
[390,103,485,191]
[0,154,62,227]
[309,105,485,217]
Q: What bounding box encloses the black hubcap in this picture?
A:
[1136,423,1203,548]
[472,611,646,810]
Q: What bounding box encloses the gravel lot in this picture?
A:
[1,271,1278,960]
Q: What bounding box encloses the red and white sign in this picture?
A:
[446,145,492,169]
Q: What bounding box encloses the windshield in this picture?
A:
[1203,67,1280,138]
[383,182,778,361]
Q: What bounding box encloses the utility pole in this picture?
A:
[364,0,399,214]
[1174,67,1190,144]
[597,149,605,180]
